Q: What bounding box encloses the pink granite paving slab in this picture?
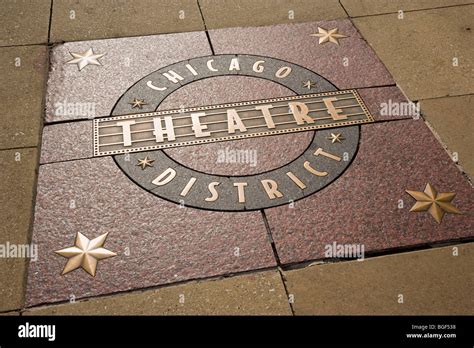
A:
[209,19,394,89]
[157,75,293,110]
[40,121,93,164]
[357,86,413,121]
[45,31,211,123]
[26,157,276,306]
[265,119,474,265]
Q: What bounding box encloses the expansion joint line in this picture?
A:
[260,210,295,315]
[196,0,215,55]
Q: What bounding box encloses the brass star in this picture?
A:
[303,80,316,90]
[406,183,461,224]
[311,27,348,45]
[55,232,117,276]
[137,156,154,170]
[66,48,105,71]
[129,98,148,109]
[327,133,345,143]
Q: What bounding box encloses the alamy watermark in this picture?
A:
[380,99,420,119]
[0,242,38,261]
[324,242,365,260]
[54,99,96,118]
[216,147,258,167]
[18,323,55,342]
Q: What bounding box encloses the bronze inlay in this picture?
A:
[94,89,373,157]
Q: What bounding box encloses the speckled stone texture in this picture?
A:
[357,86,412,121]
[209,20,394,89]
[45,32,211,123]
[24,270,291,315]
[46,19,395,123]
[25,156,276,306]
[40,121,93,164]
[265,119,474,264]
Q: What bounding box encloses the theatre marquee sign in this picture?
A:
[99,54,374,211]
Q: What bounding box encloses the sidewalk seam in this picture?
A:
[260,210,295,315]
[280,237,474,272]
[343,2,474,18]
[277,268,296,316]
[196,0,215,55]
[18,266,279,311]
[260,210,282,265]
[338,0,350,18]
[19,43,51,313]
[47,0,54,43]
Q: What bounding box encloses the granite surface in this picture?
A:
[45,32,211,123]
[209,20,394,89]
[265,119,474,264]
[40,121,93,164]
[26,156,276,306]
[357,86,412,121]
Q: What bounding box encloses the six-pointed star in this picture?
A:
[327,133,345,143]
[311,27,348,45]
[303,80,316,90]
[136,156,155,170]
[406,183,461,223]
[66,48,105,71]
[129,98,148,109]
[55,232,117,276]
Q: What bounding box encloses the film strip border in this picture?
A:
[94,89,374,157]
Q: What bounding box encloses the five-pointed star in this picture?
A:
[310,27,348,45]
[303,80,316,90]
[55,232,117,276]
[129,98,148,109]
[406,183,461,224]
[327,133,345,143]
[136,156,154,170]
[66,48,105,71]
